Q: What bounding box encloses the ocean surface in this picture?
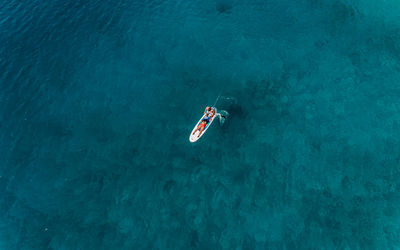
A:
[1,0,400,249]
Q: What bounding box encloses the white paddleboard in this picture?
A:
[189,108,217,143]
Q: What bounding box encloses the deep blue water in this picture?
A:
[2,0,400,249]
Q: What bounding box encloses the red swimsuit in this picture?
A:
[198,122,206,131]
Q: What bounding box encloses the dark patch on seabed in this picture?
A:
[1,0,400,249]
[216,1,233,14]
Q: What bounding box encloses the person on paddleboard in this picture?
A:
[189,105,228,142]
[192,107,215,138]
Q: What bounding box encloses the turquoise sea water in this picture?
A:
[2,0,400,249]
